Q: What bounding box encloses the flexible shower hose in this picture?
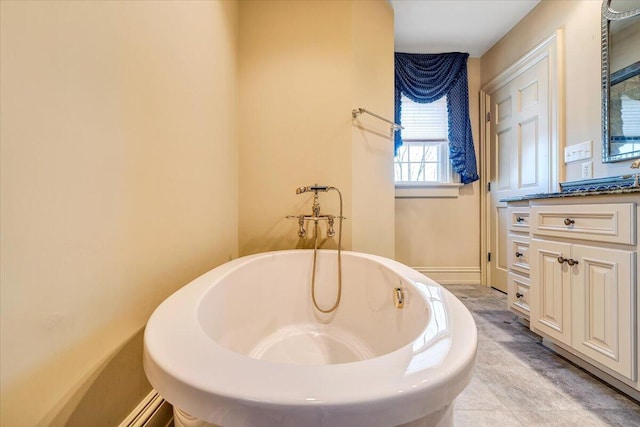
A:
[310,187,343,314]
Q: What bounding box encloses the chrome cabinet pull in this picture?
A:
[564,218,575,226]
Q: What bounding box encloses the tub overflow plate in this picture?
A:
[394,287,405,309]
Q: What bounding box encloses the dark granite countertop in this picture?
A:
[500,175,640,202]
[501,186,640,202]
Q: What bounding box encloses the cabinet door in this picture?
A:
[530,239,572,344]
[572,245,637,381]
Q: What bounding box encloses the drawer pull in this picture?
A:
[557,256,567,264]
[563,218,575,226]
[515,292,524,299]
[516,216,525,223]
[515,252,523,258]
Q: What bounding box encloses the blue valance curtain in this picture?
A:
[395,52,479,184]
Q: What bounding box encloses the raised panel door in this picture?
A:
[489,57,551,292]
[572,244,637,381]
[530,238,572,344]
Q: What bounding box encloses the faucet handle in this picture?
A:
[629,160,640,187]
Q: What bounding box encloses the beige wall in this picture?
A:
[395,59,482,282]
[351,0,396,258]
[238,0,394,257]
[481,0,636,181]
[0,1,238,425]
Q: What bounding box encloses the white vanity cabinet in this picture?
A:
[528,196,639,389]
[530,238,635,379]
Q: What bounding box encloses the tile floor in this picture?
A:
[445,284,640,427]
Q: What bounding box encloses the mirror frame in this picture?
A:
[601,0,640,163]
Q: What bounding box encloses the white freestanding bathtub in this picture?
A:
[144,250,477,427]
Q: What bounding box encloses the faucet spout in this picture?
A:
[312,192,321,217]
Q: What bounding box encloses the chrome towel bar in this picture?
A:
[352,108,403,133]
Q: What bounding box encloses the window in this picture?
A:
[394,94,460,197]
[394,52,478,185]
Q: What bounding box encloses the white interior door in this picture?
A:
[488,57,550,292]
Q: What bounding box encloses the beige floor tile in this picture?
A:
[454,409,523,426]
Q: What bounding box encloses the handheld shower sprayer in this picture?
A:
[296,185,332,194]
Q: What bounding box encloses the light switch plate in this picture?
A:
[565,140,593,163]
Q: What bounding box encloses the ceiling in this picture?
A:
[390,0,541,57]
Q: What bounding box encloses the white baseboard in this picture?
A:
[119,390,173,427]
[413,267,481,285]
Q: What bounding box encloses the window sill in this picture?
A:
[395,183,463,199]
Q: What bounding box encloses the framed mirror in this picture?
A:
[602,0,640,162]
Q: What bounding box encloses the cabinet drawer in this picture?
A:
[508,208,530,232]
[508,236,530,275]
[508,273,530,316]
[531,203,636,245]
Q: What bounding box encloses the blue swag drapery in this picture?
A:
[395,52,479,184]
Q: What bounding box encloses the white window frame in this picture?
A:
[394,95,462,198]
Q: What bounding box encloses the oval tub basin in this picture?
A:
[144,250,477,427]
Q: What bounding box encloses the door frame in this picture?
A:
[479,29,565,287]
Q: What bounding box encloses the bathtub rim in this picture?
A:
[143,249,477,426]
